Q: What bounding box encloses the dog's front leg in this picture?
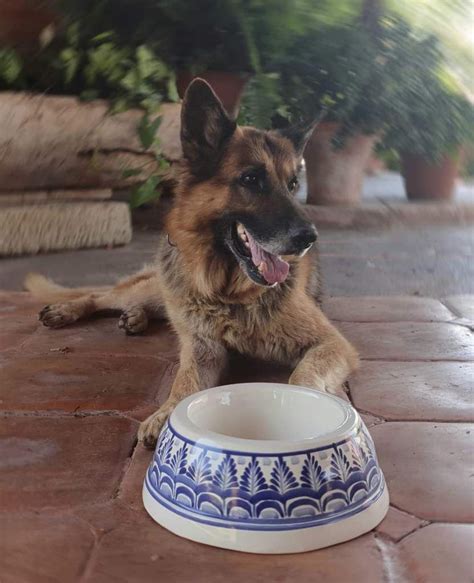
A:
[289,329,359,401]
[138,337,227,448]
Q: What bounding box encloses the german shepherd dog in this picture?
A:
[26,79,359,447]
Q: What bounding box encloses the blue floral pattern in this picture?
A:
[145,422,385,531]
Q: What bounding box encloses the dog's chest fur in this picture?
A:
[158,238,306,364]
[182,292,302,364]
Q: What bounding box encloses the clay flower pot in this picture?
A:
[304,122,377,206]
[0,0,56,51]
[177,71,249,117]
[401,152,461,202]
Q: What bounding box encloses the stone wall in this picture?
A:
[0,92,181,192]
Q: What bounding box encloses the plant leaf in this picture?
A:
[39,24,56,49]
[66,23,79,47]
[122,167,143,179]
[137,114,162,150]
[109,97,130,113]
[157,158,170,170]
[130,175,161,208]
[92,31,115,44]
[59,47,80,84]
[0,49,23,84]
[167,77,179,102]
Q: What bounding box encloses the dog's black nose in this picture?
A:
[291,225,318,251]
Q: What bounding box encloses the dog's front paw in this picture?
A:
[326,384,350,403]
[118,307,148,335]
[288,371,326,392]
[39,304,79,328]
[138,404,174,449]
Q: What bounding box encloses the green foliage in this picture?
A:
[58,0,308,73]
[137,113,162,150]
[272,12,473,156]
[382,74,474,161]
[388,0,474,90]
[0,48,24,88]
[51,27,176,112]
[238,73,287,129]
[126,113,171,208]
[151,0,303,73]
[130,174,161,208]
[279,24,372,127]
[2,0,472,179]
[277,17,418,136]
[51,25,174,206]
[373,24,474,161]
[0,14,176,208]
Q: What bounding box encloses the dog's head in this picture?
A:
[168,79,319,297]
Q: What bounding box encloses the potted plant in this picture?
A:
[0,11,177,204]
[276,16,424,206]
[383,50,473,201]
[56,0,300,116]
[150,0,300,116]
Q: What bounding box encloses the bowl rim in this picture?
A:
[169,382,360,455]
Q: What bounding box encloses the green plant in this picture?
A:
[0,48,24,89]
[382,62,474,161]
[233,0,287,129]
[272,7,474,158]
[124,113,171,208]
[57,0,303,74]
[238,73,287,129]
[53,25,176,205]
[388,0,474,90]
[276,16,429,139]
[0,17,177,207]
[155,0,303,73]
[49,24,177,112]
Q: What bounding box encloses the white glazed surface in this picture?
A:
[171,383,359,453]
[143,383,389,553]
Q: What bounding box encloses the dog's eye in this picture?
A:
[288,177,299,193]
[240,171,259,188]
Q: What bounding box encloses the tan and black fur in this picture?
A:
[25,79,359,447]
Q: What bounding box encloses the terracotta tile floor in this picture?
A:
[0,291,473,582]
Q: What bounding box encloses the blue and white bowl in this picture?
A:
[143,383,389,553]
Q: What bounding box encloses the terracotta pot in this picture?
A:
[0,0,56,51]
[401,152,460,201]
[176,71,248,117]
[304,122,377,206]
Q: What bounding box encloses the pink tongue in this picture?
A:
[247,231,290,285]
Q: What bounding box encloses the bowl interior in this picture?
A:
[184,384,348,442]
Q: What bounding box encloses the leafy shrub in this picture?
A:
[381,46,474,161]
[0,48,24,89]
[0,27,175,206]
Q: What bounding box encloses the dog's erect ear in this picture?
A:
[180,78,237,175]
[277,111,327,157]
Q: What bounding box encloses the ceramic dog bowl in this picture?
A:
[143,383,389,554]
